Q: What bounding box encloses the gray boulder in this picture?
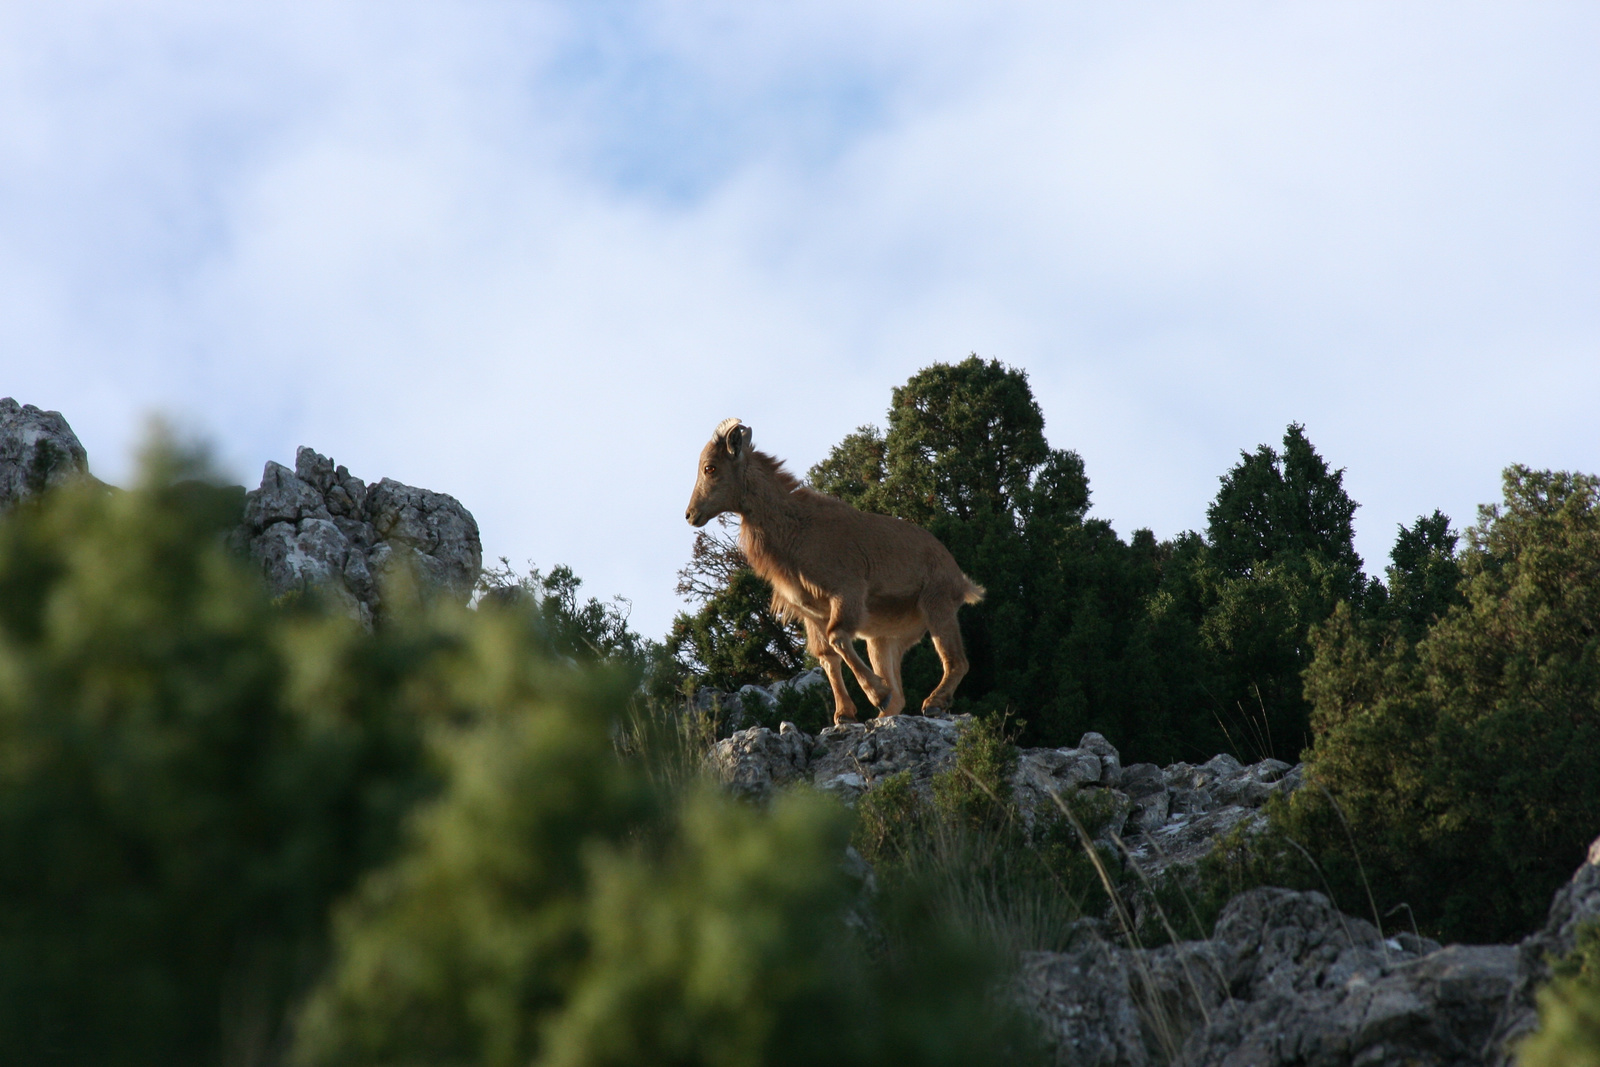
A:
[0,398,91,512]
[709,712,966,805]
[708,722,813,801]
[235,446,481,625]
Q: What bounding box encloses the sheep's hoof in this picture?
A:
[832,710,859,726]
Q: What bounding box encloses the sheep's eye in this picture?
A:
[704,464,716,475]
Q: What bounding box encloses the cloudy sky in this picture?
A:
[3,2,1596,638]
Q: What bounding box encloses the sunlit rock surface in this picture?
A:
[235,446,482,625]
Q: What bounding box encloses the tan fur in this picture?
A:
[685,418,985,725]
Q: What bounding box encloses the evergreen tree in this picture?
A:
[1190,424,1369,759]
[1376,510,1465,642]
[1288,466,1600,942]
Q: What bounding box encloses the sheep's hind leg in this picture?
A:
[921,607,970,714]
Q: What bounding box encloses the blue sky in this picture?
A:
[3,2,1597,639]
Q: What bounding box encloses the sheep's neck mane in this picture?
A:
[735,450,808,586]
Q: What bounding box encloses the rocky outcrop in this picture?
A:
[1,401,481,623]
[709,713,1300,862]
[233,446,482,626]
[0,398,92,512]
[1022,841,1600,1067]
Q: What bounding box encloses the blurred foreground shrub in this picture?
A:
[294,694,1042,1067]
[0,444,1041,1066]
[0,446,434,1064]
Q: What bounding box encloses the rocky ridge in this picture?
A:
[709,688,1600,1067]
[0,400,481,622]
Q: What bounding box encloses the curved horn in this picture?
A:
[714,417,742,438]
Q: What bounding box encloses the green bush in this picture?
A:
[296,702,1043,1067]
[853,715,1119,962]
[1285,467,1600,942]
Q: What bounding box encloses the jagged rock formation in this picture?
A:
[1023,842,1600,1067]
[0,402,481,623]
[233,446,482,626]
[0,398,92,512]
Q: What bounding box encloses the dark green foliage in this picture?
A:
[1283,467,1600,943]
[762,681,833,736]
[873,358,1054,526]
[0,445,431,1066]
[663,517,806,693]
[1376,510,1465,642]
[1184,424,1370,759]
[806,425,888,508]
[930,711,1018,831]
[1205,424,1362,581]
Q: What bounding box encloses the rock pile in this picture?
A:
[233,446,482,625]
[0,398,92,513]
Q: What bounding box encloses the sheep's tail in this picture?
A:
[962,575,986,605]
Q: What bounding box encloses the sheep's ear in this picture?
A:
[725,424,750,457]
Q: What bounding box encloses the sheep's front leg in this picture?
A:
[826,599,891,711]
[804,616,857,725]
[866,637,906,717]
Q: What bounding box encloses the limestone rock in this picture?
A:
[0,398,91,512]
[708,722,813,801]
[236,446,481,625]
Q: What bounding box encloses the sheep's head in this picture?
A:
[685,417,752,527]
